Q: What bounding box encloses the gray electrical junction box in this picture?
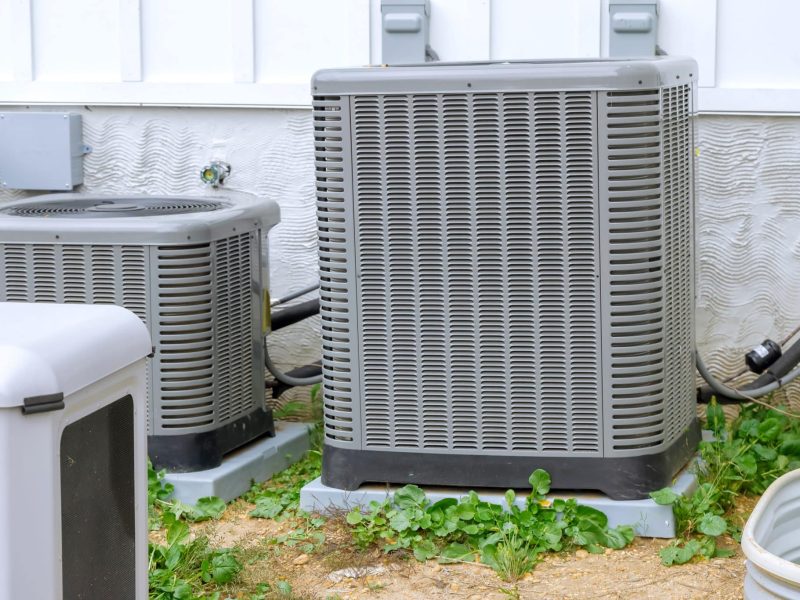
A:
[609,0,659,57]
[381,0,431,64]
[0,112,89,191]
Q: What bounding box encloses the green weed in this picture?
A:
[491,528,537,583]
[148,462,175,531]
[307,383,324,452]
[498,586,522,599]
[245,581,317,600]
[148,460,227,527]
[147,460,240,598]
[246,384,324,522]
[651,398,800,565]
[344,469,634,579]
[147,382,328,597]
[272,400,309,421]
[268,513,327,554]
[242,386,327,559]
[366,581,386,592]
[244,450,322,521]
[148,512,242,599]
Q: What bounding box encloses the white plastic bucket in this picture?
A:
[742,470,800,599]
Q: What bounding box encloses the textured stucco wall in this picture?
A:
[1,108,799,396]
[696,116,800,381]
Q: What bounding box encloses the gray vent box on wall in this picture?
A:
[380,0,431,64]
[0,112,89,190]
[312,57,699,500]
[0,192,281,472]
[609,0,659,57]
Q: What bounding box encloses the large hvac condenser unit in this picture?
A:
[313,57,699,500]
[0,192,280,471]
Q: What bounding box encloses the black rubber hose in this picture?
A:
[270,363,323,398]
[265,298,322,386]
[697,336,800,404]
[270,298,320,331]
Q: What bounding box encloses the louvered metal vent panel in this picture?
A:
[350,92,601,455]
[119,247,149,319]
[314,95,361,447]
[0,244,148,322]
[153,243,216,430]
[661,85,695,442]
[599,88,691,455]
[213,233,258,424]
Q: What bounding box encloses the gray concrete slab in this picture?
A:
[165,421,311,504]
[299,459,698,539]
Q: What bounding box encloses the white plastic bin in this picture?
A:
[742,469,800,599]
[0,302,151,600]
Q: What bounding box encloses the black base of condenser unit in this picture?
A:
[148,406,275,472]
[322,419,701,501]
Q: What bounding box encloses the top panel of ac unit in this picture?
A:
[312,56,696,95]
[0,302,150,408]
[0,192,280,245]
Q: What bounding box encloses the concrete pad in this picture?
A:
[299,458,698,539]
[165,421,310,504]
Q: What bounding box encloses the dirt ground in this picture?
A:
[184,494,754,600]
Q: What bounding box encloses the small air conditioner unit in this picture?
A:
[0,302,150,599]
[0,192,280,471]
[313,57,699,500]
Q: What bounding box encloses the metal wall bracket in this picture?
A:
[609,0,659,57]
[381,0,431,64]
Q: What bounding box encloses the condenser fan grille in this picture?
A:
[2,197,225,218]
